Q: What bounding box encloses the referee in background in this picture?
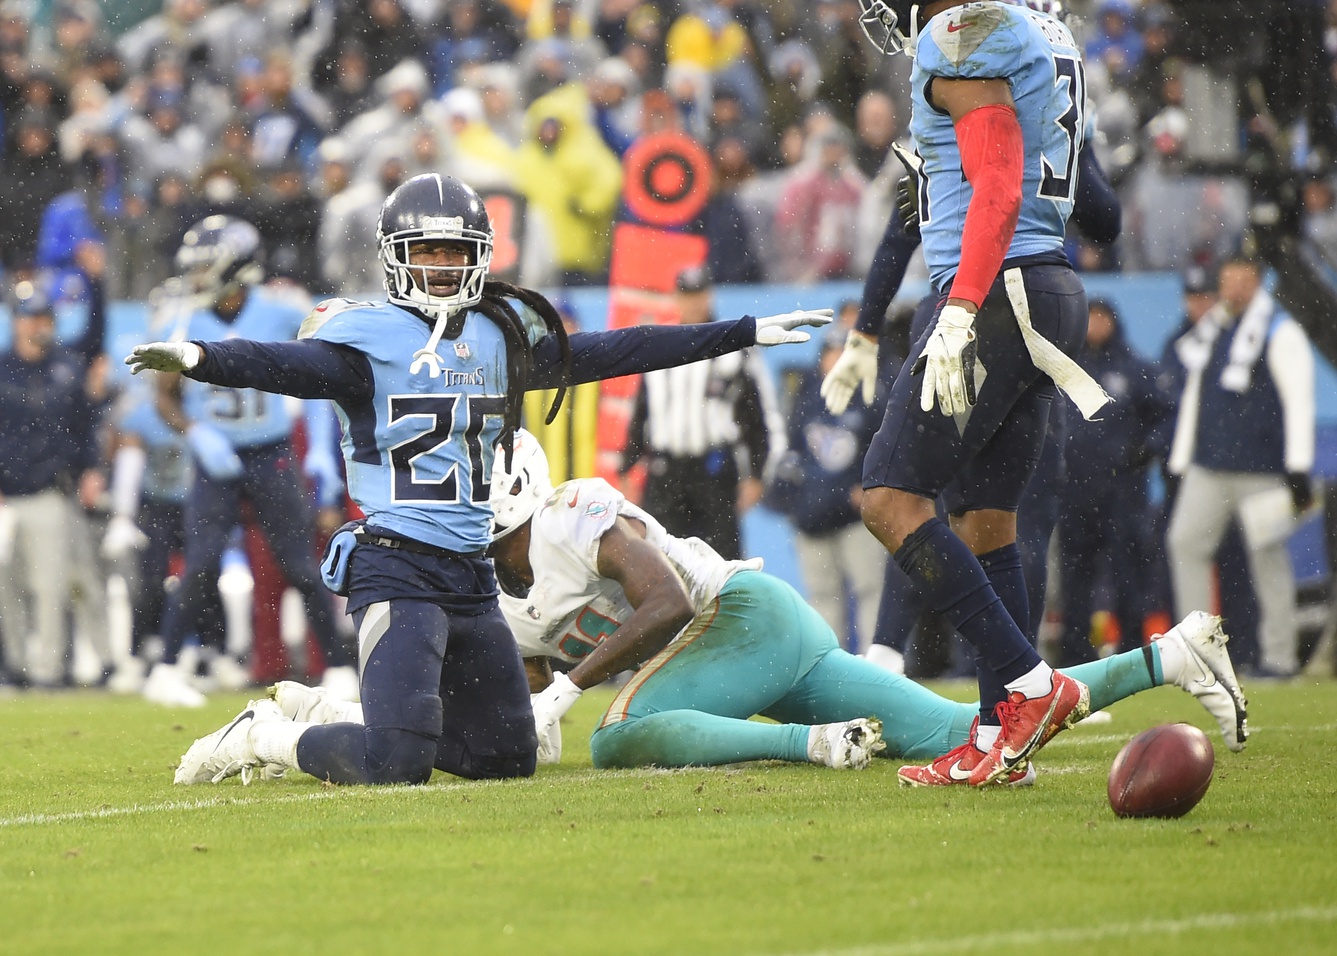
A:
[619,265,785,560]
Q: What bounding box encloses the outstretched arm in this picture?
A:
[528,309,833,390]
[129,339,374,406]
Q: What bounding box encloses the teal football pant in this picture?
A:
[589,571,1162,769]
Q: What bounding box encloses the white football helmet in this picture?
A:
[489,429,553,540]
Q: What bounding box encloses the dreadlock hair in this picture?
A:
[472,277,572,468]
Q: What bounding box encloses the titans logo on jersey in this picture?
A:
[302,298,510,553]
[908,1,1086,289]
[180,289,308,448]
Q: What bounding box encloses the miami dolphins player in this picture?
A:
[848,0,1124,785]
[139,216,356,707]
[128,173,832,787]
[259,429,1247,779]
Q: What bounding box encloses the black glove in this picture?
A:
[1286,472,1314,513]
[895,175,920,238]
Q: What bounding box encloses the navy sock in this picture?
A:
[975,544,1030,723]
[894,519,1042,685]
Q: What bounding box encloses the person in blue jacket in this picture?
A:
[1056,298,1175,665]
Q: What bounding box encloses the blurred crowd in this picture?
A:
[0,0,1332,695]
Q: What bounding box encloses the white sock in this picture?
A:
[1154,633,1185,687]
[1004,661,1055,699]
[249,721,311,770]
[975,723,1000,751]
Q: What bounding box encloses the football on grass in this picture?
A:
[1108,723,1214,819]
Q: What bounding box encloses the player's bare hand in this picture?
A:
[820,330,879,414]
[754,309,834,346]
[912,304,978,416]
[125,341,202,375]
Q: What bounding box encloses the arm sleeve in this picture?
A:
[529,316,758,389]
[186,339,374,405]
[1266,320,1316,472]
[1071,144,1122,245]
[947,103,1024,306]
[855,213,921,337]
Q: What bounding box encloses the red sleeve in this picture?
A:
[947,103,1024,308]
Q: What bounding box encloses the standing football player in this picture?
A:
[846,0,1121,786]
[263,429,1248,777]
[824,0,1123,678]
[129,173,831,787]
[139,217,356,707]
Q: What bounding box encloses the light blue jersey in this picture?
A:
[303,299,512,553]
[909,1,1086,289]
[181,289,308,448]
[120,393,190,504]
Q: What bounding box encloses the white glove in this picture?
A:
[102,514,149,561]
[124,341,203,375]
[913,305,978,416]
[531,695,564,765]
[820,331,880,414]
[753,308,834,346]
[531,671,582,763]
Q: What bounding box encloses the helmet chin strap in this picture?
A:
[409,304,463,378]
[906,4,920,58]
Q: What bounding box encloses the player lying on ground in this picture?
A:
[265,430,1248,785]
[130,173,832,787]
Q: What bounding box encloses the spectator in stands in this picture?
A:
[117,83,208,184]
[337,58,429,182]
[1167,256,1317,679]
[0,283,107,688]
[429,0,519,96]
[812,0,873,130]
[588,56,642,156]
[313,0,426,93]
[248,50,326,171]
[774,124,866,282]
[707,81,767,162]
[116,0,210,77]
[772,331,886,652]
[514,83,622,286]
[1301,173,1337,264]
[1055,300,1174,665]
[319,39,377,130]
[1,107,71,270]
[765,40,821,167]
[853,89,898,179]
[317,150,404,298]
[620,265,785,561]
[1086,0,1145,85]
[704,136,764,284]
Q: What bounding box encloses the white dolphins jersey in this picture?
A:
[500,478,761,662]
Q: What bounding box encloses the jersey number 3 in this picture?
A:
[1039,54,1086,203]
[388,394,506,504]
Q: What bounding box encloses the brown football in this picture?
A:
[1108,723,1215,819]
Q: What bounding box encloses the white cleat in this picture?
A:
[808,718,887,770]
[174,698,284,785]
[143,662,206,708]
[1163,611,1249,752]
[269,680,364,725]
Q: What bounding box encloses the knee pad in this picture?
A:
[366,727,437,785]
[397,690,445,739]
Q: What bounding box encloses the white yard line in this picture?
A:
[782,906,1337,956]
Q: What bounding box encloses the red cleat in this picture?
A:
[970,672,1089,787]
[898,720,1035,787]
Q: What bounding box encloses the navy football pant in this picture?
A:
[160,441,350,668]
[295,600,537,784]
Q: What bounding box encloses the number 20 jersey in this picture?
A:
[501,478,759,663]
[910,1,1086,289]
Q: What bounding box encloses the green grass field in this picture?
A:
[2,679,1335,956]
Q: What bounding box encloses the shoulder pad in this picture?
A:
[299,297,380,340]
[533,478,623,568]
[923,2,1013,73]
